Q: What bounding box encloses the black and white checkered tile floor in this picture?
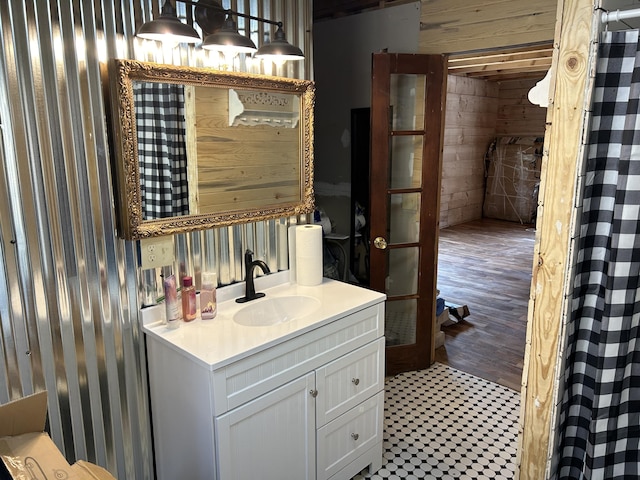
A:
[353,362,520,480]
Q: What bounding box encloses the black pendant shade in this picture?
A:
[136,0,200,44]
[202,15,257,54]
[255,26,304,61]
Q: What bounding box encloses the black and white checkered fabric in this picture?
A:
[134,81,189,219]
[556,30,640,479]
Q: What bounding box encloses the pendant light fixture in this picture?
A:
[201,14,257,56]
[255,24,304,62]
[136,0,200,44]
[135,0,304,63]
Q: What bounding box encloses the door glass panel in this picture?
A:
[390,136,423,189]
[389,193,420,244]
[390,74,426,131]
[386,247,419,296]
[385,299,417,346]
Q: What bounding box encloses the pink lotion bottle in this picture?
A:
[181,276,197,322]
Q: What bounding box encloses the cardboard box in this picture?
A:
[0,392,116,480]
[483,136,542,223]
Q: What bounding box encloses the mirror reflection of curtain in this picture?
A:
[134,82,189,219]
[556,30,640,479]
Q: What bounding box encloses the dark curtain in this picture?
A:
[134,82,189,219]
[556,30,640,479]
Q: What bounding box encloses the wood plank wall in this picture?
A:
[497,79,547,137]
[192,86,301,214]
[440,77,548,228]
[419,0,557,54]
[440,75,498,228]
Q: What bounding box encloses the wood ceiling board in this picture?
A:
[448,46,554,68]
[447,42,552,82]
[421,0,554,27]
[466,72,548,82]
[419,0,556,55]
[450,58,552,76]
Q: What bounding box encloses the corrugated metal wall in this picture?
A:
[0,1,312,478]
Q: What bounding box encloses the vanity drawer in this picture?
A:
[316,391,384,480]
[211,303,384,416]
[315,337,384,426]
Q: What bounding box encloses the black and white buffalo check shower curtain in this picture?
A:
[556,30,640,479]
[134,81,189,219]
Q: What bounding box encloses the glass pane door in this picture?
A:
[369,53,445,374]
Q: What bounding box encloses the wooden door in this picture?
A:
[369,53,446,375]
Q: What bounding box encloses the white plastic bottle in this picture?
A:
[200,271,217,320]
[163,274,180,329]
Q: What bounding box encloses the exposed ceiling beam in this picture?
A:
[450,58,552,75]
[448,43,553,82]
[466,71,549,82]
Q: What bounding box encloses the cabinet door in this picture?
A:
[215,372,316,480]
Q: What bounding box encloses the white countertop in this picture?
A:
[141,271,386,370]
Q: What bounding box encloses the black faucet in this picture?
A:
[236,249,271,303]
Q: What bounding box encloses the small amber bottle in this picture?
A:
[181,276,197,322]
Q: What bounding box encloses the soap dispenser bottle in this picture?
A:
[181,276,197,322]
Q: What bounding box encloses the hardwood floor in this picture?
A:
[434,218,536,391]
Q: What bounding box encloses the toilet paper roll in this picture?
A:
[295,224,323,286]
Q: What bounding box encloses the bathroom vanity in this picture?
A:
[140,272,386,480]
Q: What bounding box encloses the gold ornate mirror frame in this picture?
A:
[106,59,315,240]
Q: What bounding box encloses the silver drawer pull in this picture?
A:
[352,378,360,386]
[351,433,359,441]
[309,389,318,398]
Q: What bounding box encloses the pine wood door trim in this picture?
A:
[518,0,598,478]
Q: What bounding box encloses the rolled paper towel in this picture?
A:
[295,224,323,286]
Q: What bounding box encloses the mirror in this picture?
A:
[106,59,315,240]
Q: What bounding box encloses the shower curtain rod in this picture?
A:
[601,8,640,24]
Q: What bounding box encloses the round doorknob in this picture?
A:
[373,237,387,250]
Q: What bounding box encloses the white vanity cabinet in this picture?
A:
[142,276,385,480]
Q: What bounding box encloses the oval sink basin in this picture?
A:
[233,295,321,327]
